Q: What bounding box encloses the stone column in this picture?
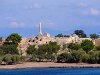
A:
[39,22,42,35]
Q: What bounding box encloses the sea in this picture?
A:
[0,68,100,75]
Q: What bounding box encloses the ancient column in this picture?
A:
[39,22,42,35]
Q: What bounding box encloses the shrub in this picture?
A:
[11,55,20,64]
[27,45,36,55]
[95,45,100,50]
[0,49,3,55]
[57,53,68,63]
[88,51,99,64]
[70,50,80,63]
[82,53,89,63]
[81,40,94,53]
[1,45,19,55]
[6,33,22,45]
[31,55,37,62]
[3,54,12,65]
[76,49,86,62]
[0,57,3,64]
[20,56,25,62]
[68,43,81,50]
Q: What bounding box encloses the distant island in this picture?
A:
[0,22,100,69]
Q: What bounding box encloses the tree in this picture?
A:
[70,50,80,63]
[0,57,3,64]
[74,30,87,38]
[90,33,99,45]
[64,35,70,37]
[27,45,37,55]
[27,42,60,62]
[37,42,60,62]
[11,54,20,64]
[0,37,2,42]
[55,33,63,37]
[90,33,99,40]
[49,42,60,54]
[3,54,12,65]
[57,53,69,63]
[1,45,19,55]
[88,51,99,64]
[68,43,81,51]
[76,49,86,62]
[6,33,22,45]
[82,53,89,63]
[36,45,47,61]
[81,40,94,53]
[0,49,3,55]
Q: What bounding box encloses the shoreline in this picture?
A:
[0,62,100,69]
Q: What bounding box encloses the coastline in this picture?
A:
[0,62,100,69]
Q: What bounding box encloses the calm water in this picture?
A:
[0,68,100,75]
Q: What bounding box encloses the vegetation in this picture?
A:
[27,45,36,55]
[27,42,60,62]
[0,33,22,65]
[6,33,22,45]
[74,30,87,38]
[55,33,63,37]
[57,38,100,64]
[68,43,81,51]
[0,31,99,65]
[95,45,100,50]
[0,37,2,42]
[90,33,99,40]
[55,34,70,37]
[1,45,19,55]
[81,40,94,53]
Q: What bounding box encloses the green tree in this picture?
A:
[3,54,12,65]
[88,51,99,64]
[76,49,86,62]
[90,33,99,40]
[1,45,19,55]
[49,42,60,54]
[0,49,3,55]
[26,42,60,62]
[0,57,3,64]
[27,45,37,55]
[0,37,2,42]
[82,53,89,63]
[55,33,63,37]
[64,35,70,37]
[70,50,80,63]
[11,54,20,64]
[57,53,68,63]
[74,30,87,38]
[6,33,22,45]
[36,45,47,61]
[81,40,94,53]
[68,43,81,51]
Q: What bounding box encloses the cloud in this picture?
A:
[10,21,26,28]
[30,3,41,9]
[82,8,100,15]
[5,17,16,21]
[79,2,87,7]
[41,19,58,29]
[34,3,41,8]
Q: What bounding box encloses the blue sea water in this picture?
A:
[0,68,100,75]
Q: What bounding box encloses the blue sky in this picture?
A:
[0,0,100,37]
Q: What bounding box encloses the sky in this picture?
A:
[0,0,100,37]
